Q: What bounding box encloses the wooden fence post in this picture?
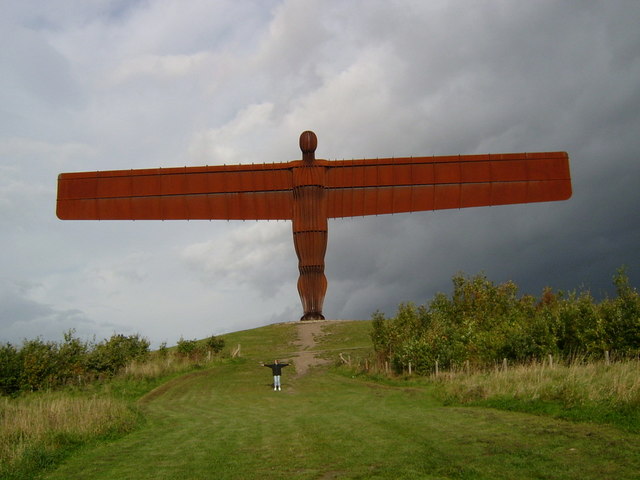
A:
[339,353,351,366]
[435,360,439,377]
[408,361,412,376]
[548,354,553,368]
[502,358,508,371]
[605,350,610,365]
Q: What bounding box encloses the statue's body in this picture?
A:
[293,131,328,319]
[57,131,571,320]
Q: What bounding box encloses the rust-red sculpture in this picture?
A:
[57,131,572,320]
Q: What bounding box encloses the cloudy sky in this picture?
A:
[2,1,639,348]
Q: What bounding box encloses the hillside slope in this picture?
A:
[43,320,640,480]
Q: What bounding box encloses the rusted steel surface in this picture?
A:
[57,131,572,320]
[325,152,571,217]
[292,132,328,319]
[57,164,293,220]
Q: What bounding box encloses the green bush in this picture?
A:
[0,332,150,395]
[56,330,90,385]
[176,337,200,359]
[372,268,639,375]
[157,342,168,359]
[20,338,59,391]
[601,267,640,356]
[0,343,21,396]
[205,335,225,355]
[87,334,150,375]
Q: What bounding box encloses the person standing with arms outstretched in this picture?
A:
[260,360,289,391]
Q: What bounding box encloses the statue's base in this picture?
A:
[300,313,325,321]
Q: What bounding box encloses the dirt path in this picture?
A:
[292,320,341,376]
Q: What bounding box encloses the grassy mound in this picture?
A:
[3,321,639,480]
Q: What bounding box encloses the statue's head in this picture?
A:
[299,131,317,162]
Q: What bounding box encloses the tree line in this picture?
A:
[371,268,639,375]
[0,331,225,396]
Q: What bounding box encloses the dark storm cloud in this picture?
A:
[314,0,640,320]
[1,1,638,346]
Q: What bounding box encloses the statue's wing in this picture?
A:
[57,163,294,220]
[325,152,571,218]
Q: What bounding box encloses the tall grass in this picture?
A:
[337,350,640,432]
[0,353,220,479]
[0,393,138,478]
[121,355,213,380]
[434,358,640,431]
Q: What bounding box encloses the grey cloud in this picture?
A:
[0,286,53,325]
[0,24,84,116]
[0,280,98,344]
[180,222,297,298]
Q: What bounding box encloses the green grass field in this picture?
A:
[32,321,640,479]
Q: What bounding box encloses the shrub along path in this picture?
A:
[43,321,640,480]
